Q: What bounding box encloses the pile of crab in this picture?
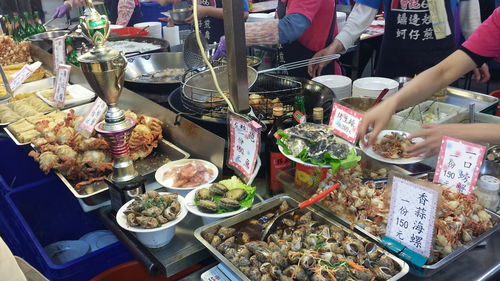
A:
[29,109,163,189]
[316,167,495,264]
[201,201,401,281]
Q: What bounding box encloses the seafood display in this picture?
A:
[124,190,181,229]
[316,168,496,264]
[372,132,414,159]
[161,160,216,188]
[194,176,256,214]
[199,200,405,281]
[0,95,53,124]
[277,123,361,171]
[0,36,31,66]
[28,109,163,188]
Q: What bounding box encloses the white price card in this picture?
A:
[53,36,66,69]
[9,62,42,92]
[53,64,71,107]
[77,97,107,138]
[386,175,440,258]
[329,103,363,143]
[228,117,262,181]
[433,136,486,194]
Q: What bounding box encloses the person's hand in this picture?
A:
[307,39,344,77]
[472,63,490,83]
[358,98,399,146]
[407,123,475,156]
[213,36,226,60]
[53,3,70,19]
[184,5,210,24]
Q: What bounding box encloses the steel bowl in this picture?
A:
[171,7,193,23]
[394,76,412,89]
[27,30,70,50]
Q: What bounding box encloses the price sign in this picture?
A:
[434,136,486,194]
[8,62,42,92]
[53,64,71,108]
[386,175,440,258]
[77,97,107,138]
[328,103,363,143]
[53,36,66,69]
[227,116,262,182]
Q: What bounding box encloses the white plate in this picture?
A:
[352,77,398,98]
[36,84,95,108]
[277,138,355,168]
[184,185,251,219]
[312,75,352,88]
[359,130,426,165]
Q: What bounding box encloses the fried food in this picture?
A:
[372,132,414,159]
[0,35,31,66]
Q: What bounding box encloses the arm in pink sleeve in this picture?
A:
[116,0,136,26]
[65,0,87,10]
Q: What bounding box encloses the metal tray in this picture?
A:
[58,139,190,202]
[446,87,498,113]
[194,195,409,281]
[280,161,499,277]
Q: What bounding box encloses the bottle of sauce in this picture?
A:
[313,107,324,124]
[293,94,306,124]
[475,175,499,210]
[22,12,36,38]
[33,11,46,34]
[266,106,292,196]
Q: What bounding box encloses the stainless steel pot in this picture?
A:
[27,30,70,50]
[124,52,186,93]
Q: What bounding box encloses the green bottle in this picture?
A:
[293,95,307,123]
[13,14,26,41]
[22,12,36,37]
[33,11,46,34]
[65,36,80,67]
[3,15,13,36]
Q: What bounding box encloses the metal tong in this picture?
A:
[262,182,340,240]
[257,53,341,74]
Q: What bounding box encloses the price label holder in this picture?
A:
[77,97,108,138]
[227,112,263,183]
[328,103,363,143]
[0,62,42,93]
[434,136,486,194]
[381,173,442,267]
[53,35,66,69]
[53,64,71,108]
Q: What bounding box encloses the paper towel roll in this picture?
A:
[163,26,180,46]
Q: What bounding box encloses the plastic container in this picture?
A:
[4,178,133,281]
[0,138,54,193]
[475,175,500,210]
[395,100,467,124]
[110,27,149,37]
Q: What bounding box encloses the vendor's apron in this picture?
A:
[376,0,456,78]
[105,0,143,27]
[276,0,340,78]
[199,0,224,44]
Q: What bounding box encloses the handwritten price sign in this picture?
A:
[329,103,363,143]
[386,175,440,258]
[53,64,71,108]
[77,97,107,138]
[8,62,42,92]
[434,136,486,194]
[53,36,66,69]
[228,117,262,181]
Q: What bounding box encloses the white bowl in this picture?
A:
[352,77,399,98]
[116,193,188,248]
[184,186,252,225]
[155,159,218,197]
[313,75,352,99]
[248,13,275,22]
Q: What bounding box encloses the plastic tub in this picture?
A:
[4,178,133,281]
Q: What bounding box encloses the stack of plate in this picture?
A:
[134,22,162,39]
[312,75,352,99]
[247,12,275,22]
[352,77,399,98]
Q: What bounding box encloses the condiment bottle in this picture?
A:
[293,95,306,124]
[313,107,323,124]
[475,175,500,210]
[33,11,46,34]
[266,106,292,196]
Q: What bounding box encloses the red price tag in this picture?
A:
[228,118,262,181]
[77,97,107,138]
[328,103,363,143]
[434,136,486,194]
[53,36,66,70]
[53,64,71,107]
